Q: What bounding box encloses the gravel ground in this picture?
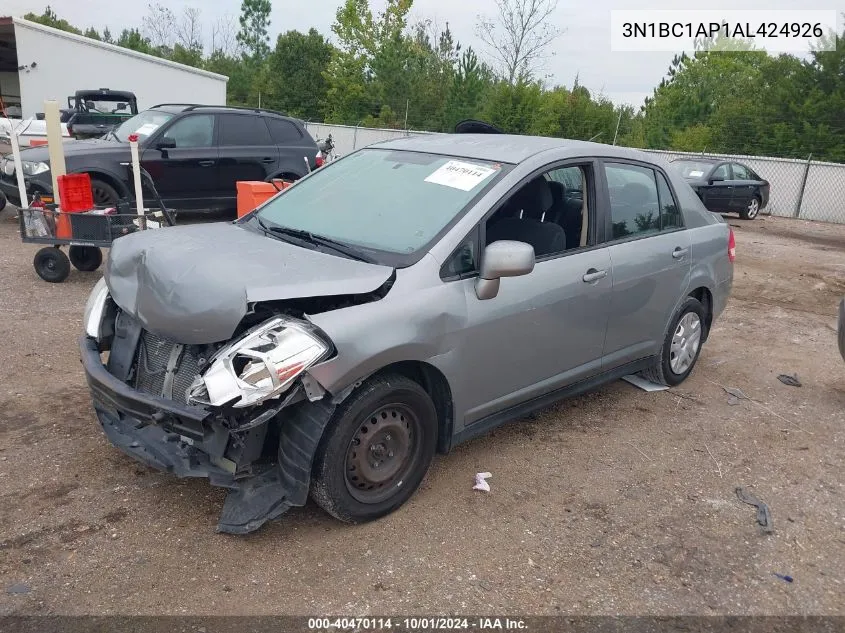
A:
[0,212,843,616]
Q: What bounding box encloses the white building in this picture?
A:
[0,16,227,119]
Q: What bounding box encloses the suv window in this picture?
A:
[266,118,302,144]
[219,114,271,146]
[731,163,750,180]
[605,163,660,239]
[162,114,214,148]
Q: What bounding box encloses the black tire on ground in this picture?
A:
[640,296,707,387]
[309,374,438,523]
[68,245,103,272]
[33,247,71,283]
[739,195,761,220]
[90,178,120,207]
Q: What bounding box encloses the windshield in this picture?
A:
[671,160,714,179]
[113,110,174,142]
[254,149,508,263]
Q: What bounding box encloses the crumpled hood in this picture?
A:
[105,222,394,344]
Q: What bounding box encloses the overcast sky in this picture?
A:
[4,0,843,109]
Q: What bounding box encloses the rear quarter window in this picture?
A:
[267,118,303,144]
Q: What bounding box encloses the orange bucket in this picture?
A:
[236,180,291,218]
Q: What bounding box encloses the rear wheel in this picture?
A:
[740,196,761,220]
[309,374,437,523]
[68,245,103,271]
[33,246,71,283]
[640,297,706,387]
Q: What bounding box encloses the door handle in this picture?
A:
[672,247,689,259]
[582,268,607,283]
[261,157,275,164]
[198,160,215,167]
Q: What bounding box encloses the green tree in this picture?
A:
[115,28,155,55]
[266,29,333,119]
[83,27,101,41]
[23,6,82,34]
[442,47,493,131]
[237,0,272,60]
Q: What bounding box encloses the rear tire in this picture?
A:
[34,247,71,283]
[640,297,707,387]
[310,374,437,523]
[740,196,761,220]
[68,245,103,271]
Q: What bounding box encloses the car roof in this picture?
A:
[372,133,657,164]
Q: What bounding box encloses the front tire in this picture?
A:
[90,178,120,207]
[310,374,437,523]
[640,297,706,387]
[740,196,761,220]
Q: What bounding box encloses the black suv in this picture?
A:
[0,104,319,213]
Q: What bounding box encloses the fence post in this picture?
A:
[353,121,361,151]
[793,154,812,218]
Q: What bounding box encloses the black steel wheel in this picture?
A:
[310,374,437,523]
[68,245,103,272]
[33,247,71,283]
[90,178,119,207]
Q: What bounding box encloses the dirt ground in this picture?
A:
[0,212,843,616]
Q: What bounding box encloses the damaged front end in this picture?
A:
[80,279,342,534]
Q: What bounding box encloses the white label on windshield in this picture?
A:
[688,170,704,177]
[135,123,160,136]
[425,160,496,191]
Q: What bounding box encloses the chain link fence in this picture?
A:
[304,122,845,225]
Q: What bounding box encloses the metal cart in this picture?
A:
[19,168,175,283]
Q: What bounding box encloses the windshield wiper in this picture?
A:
[254,218,375,263]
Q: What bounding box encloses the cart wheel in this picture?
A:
[69,246,103,272]
[34,247,71,283]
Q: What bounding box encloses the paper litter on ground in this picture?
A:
[622,374,669,392]
[473,472,492,492]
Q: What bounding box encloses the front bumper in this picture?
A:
[0,174,53,206]
[79,335,335,533]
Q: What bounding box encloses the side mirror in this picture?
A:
[709,175,724,184]
[157,137,176,150]
[475,240,535,300]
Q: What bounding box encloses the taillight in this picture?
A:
[315,153,324,168]
[728,228,736,263]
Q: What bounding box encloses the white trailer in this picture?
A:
[0,16,227,145]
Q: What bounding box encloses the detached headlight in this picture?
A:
[0,156,13,176]
[83,277,110,340]
[188,317,330,409]
[21,160,49,176]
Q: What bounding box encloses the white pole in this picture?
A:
[128,134,145,228]
[44,100,66,207]
[9,121,28,207]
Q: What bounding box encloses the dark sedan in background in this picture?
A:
[671,158,769,220]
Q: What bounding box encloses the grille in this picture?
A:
[134,329,203,403]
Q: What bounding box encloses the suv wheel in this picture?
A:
[640,296,706,387]
[90,179,119,207]
[310,374,437,523]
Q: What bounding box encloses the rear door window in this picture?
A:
[605,163,661,239]
[219,114,271,146]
